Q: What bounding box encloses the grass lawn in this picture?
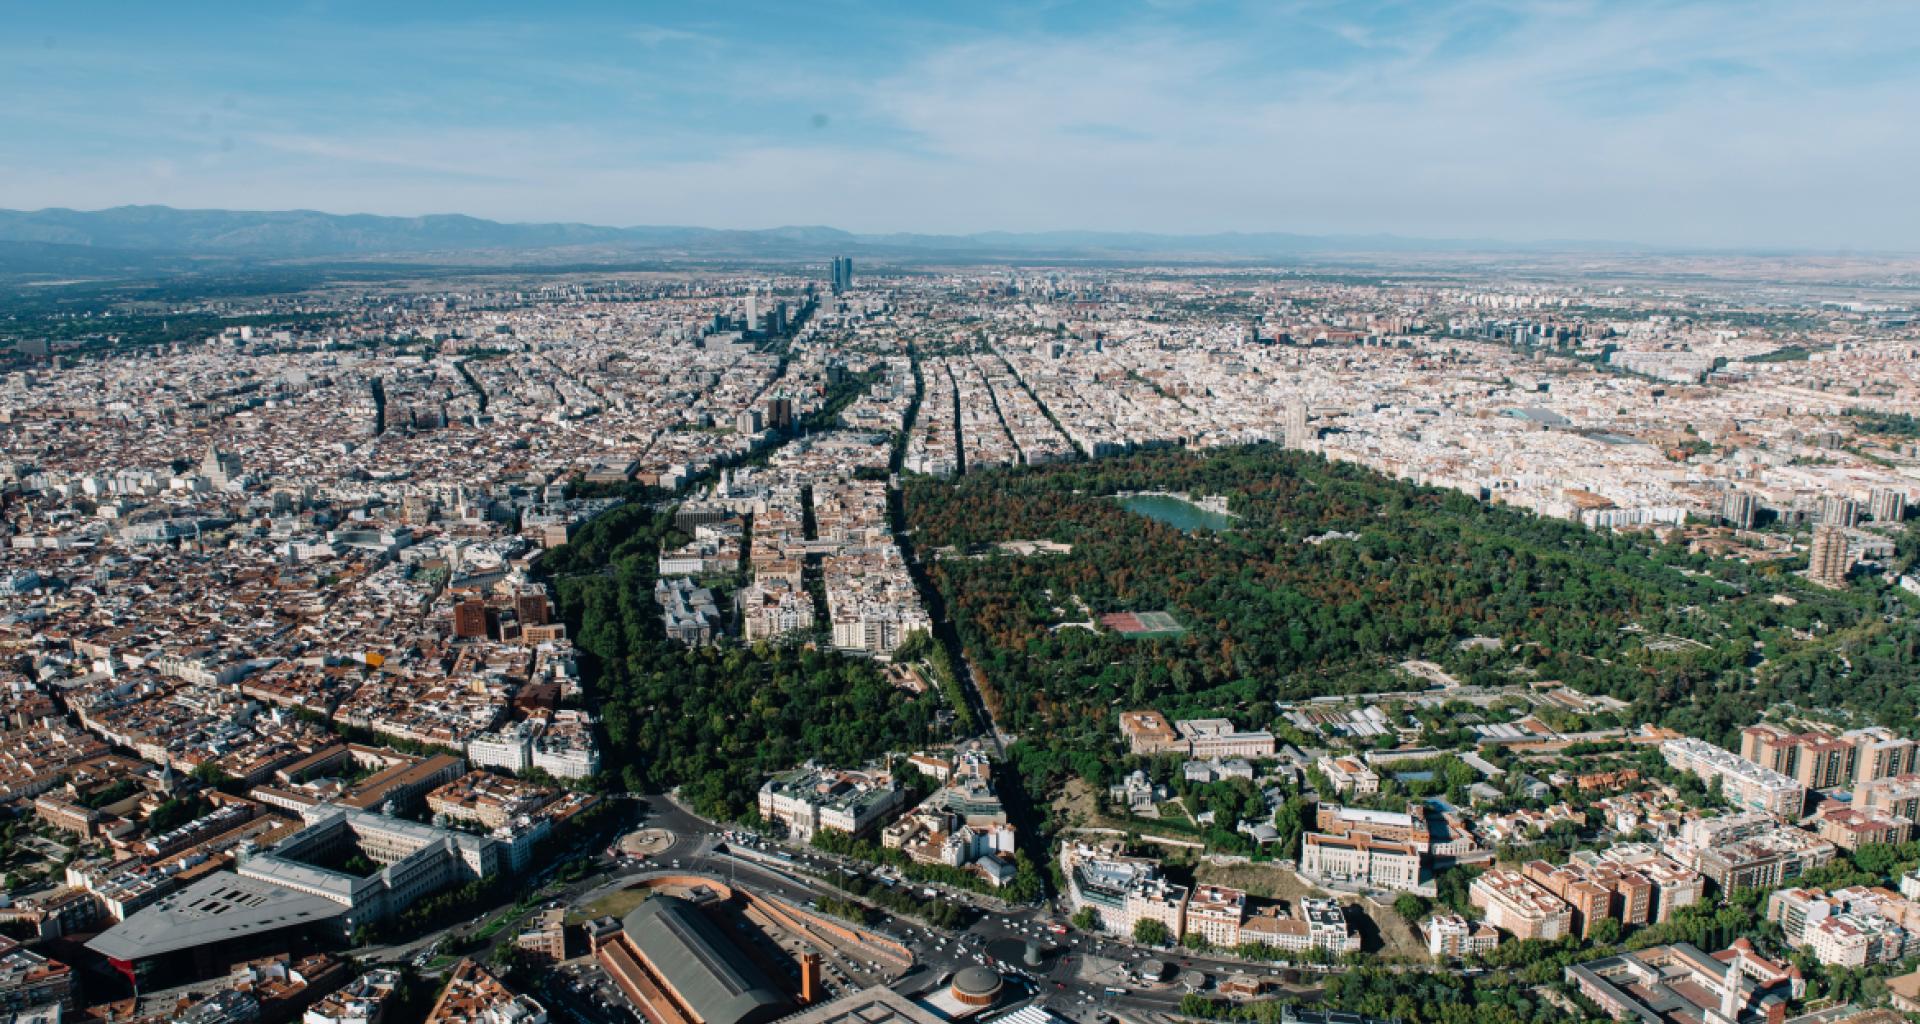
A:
[567,886,655,925]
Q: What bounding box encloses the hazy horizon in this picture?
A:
[7,1,1920,251]
[10,202,1920,258]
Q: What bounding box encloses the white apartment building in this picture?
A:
[1061,843,1193,940]
[468,720,539,773]
[740,582,815,641]
[530,712,599,780]
[1425,913,1500,959]
[1317,756,1381,797]
[1246,897,1361,956]
[1767,886,1920,968]
[1661,737,1806,818]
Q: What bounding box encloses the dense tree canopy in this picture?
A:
[546,444,1914,816]
[546,504,937,817]
[905,444,1915,790]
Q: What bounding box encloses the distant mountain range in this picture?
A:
[0,204,1630,264]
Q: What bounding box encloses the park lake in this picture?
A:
[1117,492,1237,532]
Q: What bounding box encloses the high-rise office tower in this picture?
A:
[1819,494,1862,528]
[201,440,242,487]
[745,292,759,330]
[453,598,490,639]
[1282,401,1312,449]
[1808,525,1852,586]
[830,256,854,295]
[765,397,794,431]
[514,591,550,627]
[1869,487,1908,523]
[1721,491,1758,530]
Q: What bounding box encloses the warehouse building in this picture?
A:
[594,896,790,1024]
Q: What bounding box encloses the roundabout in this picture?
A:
[985,935,1058,971]
[614,827,677,859]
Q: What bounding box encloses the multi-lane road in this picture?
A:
[348,793,1328,1024]
[570,797,1325,1024]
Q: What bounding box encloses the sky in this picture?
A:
[3,1,1918,249]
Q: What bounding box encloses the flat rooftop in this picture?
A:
[772,985,944,1024]
[87,871,345,962]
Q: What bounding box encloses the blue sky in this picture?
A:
[4,1,1918,248]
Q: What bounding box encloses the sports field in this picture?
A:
[1099,610,1186,637]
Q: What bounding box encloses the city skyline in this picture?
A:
[6,1,1920,250]
[4,215,1919,1024]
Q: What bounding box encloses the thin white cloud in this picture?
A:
[815,1,1920,245]
[2,1,1917,247]
[627,24,718,49]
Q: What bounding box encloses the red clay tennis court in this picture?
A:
[1100,611,1185,636]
